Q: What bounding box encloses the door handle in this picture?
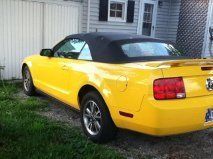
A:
[152,26,155,30]
[61,65,68,70]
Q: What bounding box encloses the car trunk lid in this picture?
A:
[137,59,213,98]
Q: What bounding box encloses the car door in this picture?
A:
[36,38,86,102]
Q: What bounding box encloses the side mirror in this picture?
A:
[40,49,53,57]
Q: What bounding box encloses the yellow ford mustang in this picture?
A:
[22,32,213,143]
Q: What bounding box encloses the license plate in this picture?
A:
[205,109,213,123]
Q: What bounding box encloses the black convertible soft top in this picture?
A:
[65,32,174,63]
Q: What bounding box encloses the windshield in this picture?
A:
[121,42,181,58]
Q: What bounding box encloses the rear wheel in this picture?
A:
[80,91,117,143]
[22,66,35,96]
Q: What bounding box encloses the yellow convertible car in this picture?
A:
[22,32,213,143]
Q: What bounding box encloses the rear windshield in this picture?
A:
[121,42,181,58]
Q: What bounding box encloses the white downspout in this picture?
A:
[87,0,91,33]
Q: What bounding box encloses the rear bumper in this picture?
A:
[114,95,213,136]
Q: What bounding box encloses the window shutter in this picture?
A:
[99,0,109,21]
[127,0,135,23]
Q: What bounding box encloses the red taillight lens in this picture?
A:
[153,77,186,100]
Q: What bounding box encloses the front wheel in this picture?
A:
[22,66,35,96]
[80,91,117,143]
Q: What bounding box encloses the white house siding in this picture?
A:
[82,0,88,32]
[155,0,181,42]
[0,0,82,79]
[155,0,171,40]
[168,0,181,42]
[82,0,180,42]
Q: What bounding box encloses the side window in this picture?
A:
[78,44,93,61]
[54,39,85,59]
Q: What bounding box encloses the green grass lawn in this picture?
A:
[0,82,123,159]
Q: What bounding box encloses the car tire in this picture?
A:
[80,91,117,143]
[22,66,36,96]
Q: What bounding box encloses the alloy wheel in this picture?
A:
[83,100,102,136]
[23,69,31,92]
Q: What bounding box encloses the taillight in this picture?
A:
[153,77,186,100]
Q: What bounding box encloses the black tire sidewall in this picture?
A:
[23,66,35,96]
[80,91,116,143]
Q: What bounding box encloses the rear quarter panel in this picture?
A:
[71,62,164,121]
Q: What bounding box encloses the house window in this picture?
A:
[108,0,127,22]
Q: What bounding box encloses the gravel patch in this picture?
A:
[18,90,213,159]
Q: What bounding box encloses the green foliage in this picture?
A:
[0,83,123,159]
